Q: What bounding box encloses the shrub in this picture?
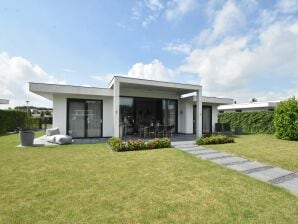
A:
[196,135,234,145]
[108,137,127,152]
[218,111,275,134]
[147,138,171,149]
[0,110,28,134]
[274,97,298,140]
[108,137,171,152]
[127,139,147,151]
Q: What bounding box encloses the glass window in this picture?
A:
[162,99,177,132]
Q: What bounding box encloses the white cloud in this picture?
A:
[276,0,298,13]
[197,0,245,45]
[0,52,65,108]
[165,0,197,21]
[127,59,175,81]
[163,42,191,54]
[180,18,298,101]
[142,14,158,27]
[131,0,197,27]
[145,0,164,11]
[90,59,175,86]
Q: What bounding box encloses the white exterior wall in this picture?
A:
[52,94,113,137]
[178,97,193,134]
[212,105,218,133]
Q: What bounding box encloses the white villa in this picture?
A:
[29,76,233,139]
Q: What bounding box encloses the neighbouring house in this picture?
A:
[0,99,9,104]
[29,76,233,138]
[218,100,280,113]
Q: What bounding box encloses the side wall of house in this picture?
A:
[52,94,113,137]
[178,97,194,134]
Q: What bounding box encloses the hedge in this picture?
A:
[0,110,41,134]
[108,137,171,152]
[274,98,298,140]
[0,110,28,134]
[218,111,275,134]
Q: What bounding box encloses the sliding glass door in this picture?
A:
[119,97,178,134]
[68,101,85,138]
[193,105,212,134]
[67,99,102,138]
[86,100,102,137]
[162,99,177,132]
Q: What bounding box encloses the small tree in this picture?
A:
[274,97,298,140]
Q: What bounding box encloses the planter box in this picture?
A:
[19,130,35,146]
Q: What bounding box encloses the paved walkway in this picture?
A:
[172,141,298,195]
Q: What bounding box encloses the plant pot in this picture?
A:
[19,130,35,147]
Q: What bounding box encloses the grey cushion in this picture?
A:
[55,135,73,145]
[46,128,60,136]
[46,134,73,145]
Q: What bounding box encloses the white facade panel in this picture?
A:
[52,94,113,137]
[178,97,193,134]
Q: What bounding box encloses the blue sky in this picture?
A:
[0,0,297,107]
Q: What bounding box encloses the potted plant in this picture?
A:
[19,116,35,147]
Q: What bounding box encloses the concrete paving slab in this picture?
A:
[191,149,219,155]
[199,152,231,160]
[171,141,195,146]
[174,144,197,148]
[213,156,248,166]
[221,159,250,166]
[213,156,248,165]
[181,146,206,151]
[183,149,206,153]
[277,177,298,194]
[248,167,293,182]
[227,161,268,172]
[269,173,298,184]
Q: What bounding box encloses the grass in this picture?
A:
[0,133,297,223]
[208,134,298,172]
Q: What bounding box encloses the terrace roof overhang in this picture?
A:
[109,76,202,96]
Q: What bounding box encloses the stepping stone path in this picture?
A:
[172,141,298,195]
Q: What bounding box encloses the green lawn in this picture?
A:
[208,134,298,172]
[0,133,297,223]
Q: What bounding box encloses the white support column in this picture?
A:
[113,79,120,137]
[196,88,202,138]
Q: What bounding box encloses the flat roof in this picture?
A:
[29,82,113,100]
[0,99,9,104]
[218,101,280,110]
[201,96,234,105]
[29,76,234,103]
